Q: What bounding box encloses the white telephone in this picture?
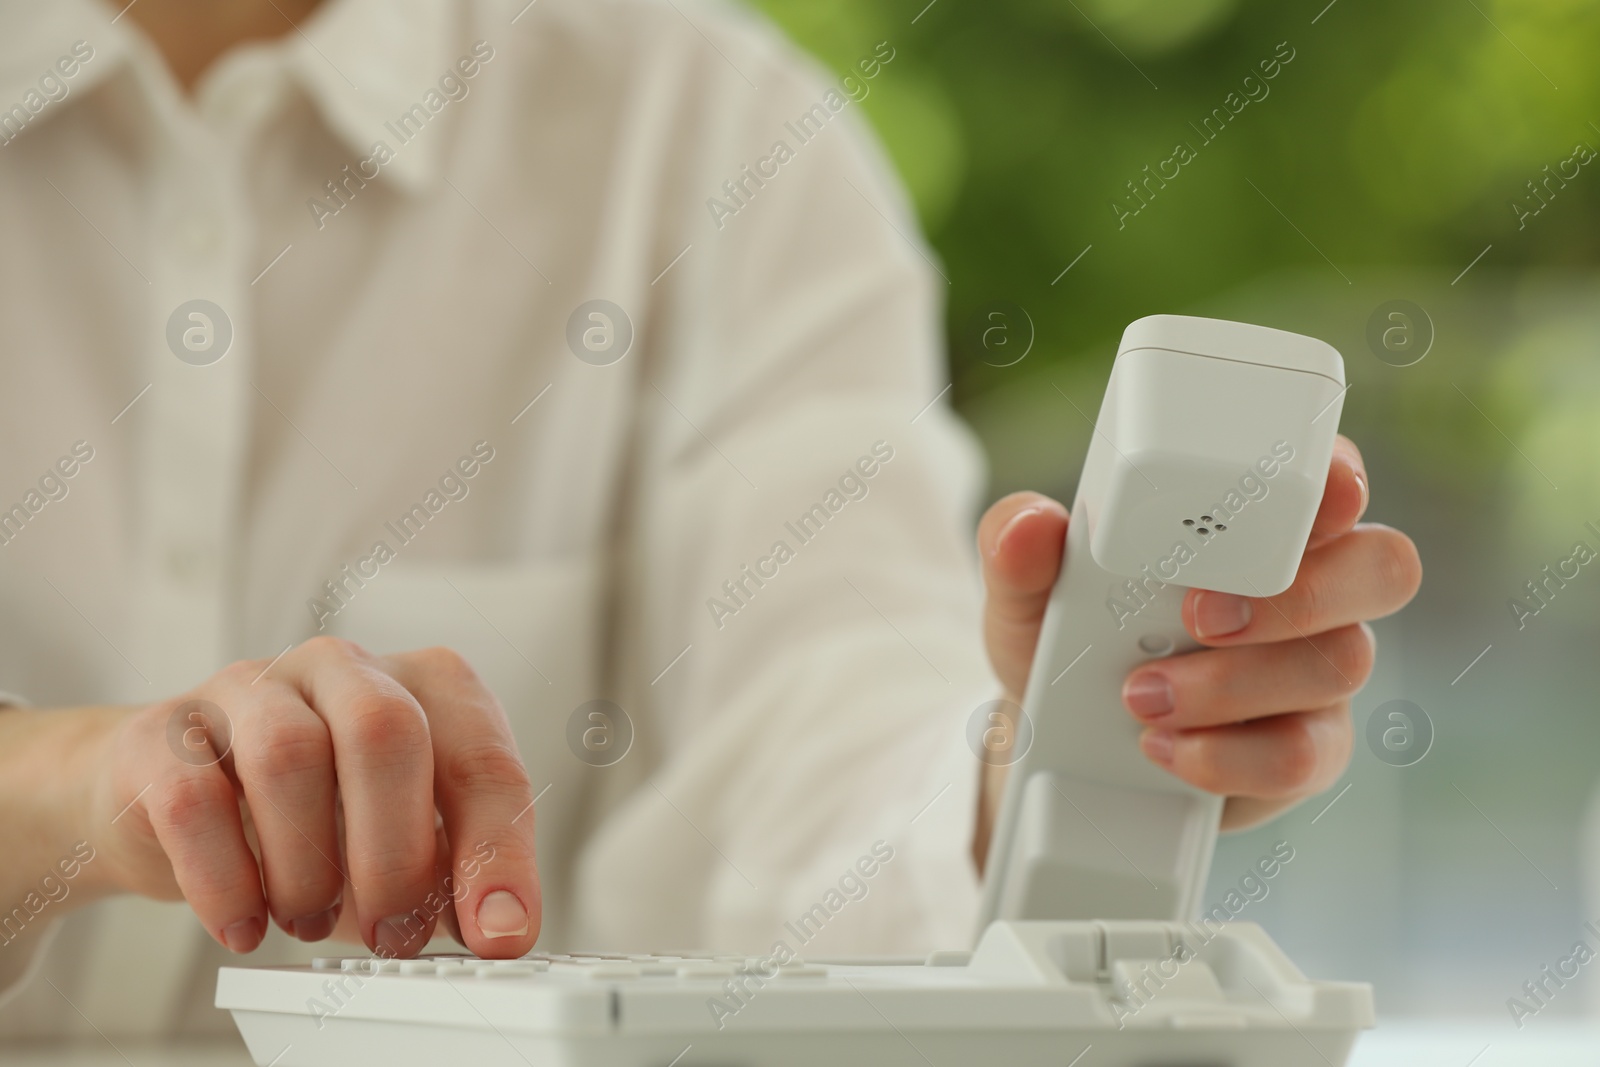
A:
[217,316,1372,1066]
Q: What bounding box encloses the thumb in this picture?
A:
[978,492,1069,698]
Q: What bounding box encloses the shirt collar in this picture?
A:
[281,0,460,193]
[0,0,459,194]
[0,1,131,115]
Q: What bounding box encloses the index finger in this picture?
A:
[1307,435,1369,549]
[380,648,541,959]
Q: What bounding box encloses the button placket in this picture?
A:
[132,115,256,692]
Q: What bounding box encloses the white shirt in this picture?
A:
[0,0,995,1040]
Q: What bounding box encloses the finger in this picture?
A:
[219,677,344,942]
[1139,703,1352,801]
[1307,435,1369,548]
[1182,523,1421,644]
[132,705,269,954]
[978,491,1069,696]
[1122,624,1374,730]
[433,823,464,946]
[1222,793,1309,831]
[382,647,540,959]
[283,636,439,959]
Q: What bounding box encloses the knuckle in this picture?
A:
[356,841,436,890]
[1282,567,1332,630]
[267,857,339,895]
[409,645,482,686]
[266,862,342,907]
[442,740,530,798]
[1376,530,1424,603]
[344,693,430,759]
[126,701,170,746]
[301,635,370,662]
[152,774,232,835]
[236,717,331,787]
[216,659,261,686]
[1325,712,1355,778]
[1325,625,1376,688]
[1181,653,1230,714]
[1266,719,1321,794]
[1177,737,1230,795]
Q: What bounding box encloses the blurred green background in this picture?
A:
[748,0,1600,1021]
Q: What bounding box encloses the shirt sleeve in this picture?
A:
[0,694,62,1012]
[572,19,999,957]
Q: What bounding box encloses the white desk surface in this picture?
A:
[3,1023,1595,1066]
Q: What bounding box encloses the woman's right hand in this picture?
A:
[83,637,541,959]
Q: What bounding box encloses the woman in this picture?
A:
[0,0,1418,1041]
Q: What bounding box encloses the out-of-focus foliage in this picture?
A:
[745,0,1600,510]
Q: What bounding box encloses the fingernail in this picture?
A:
[1194,591,1252,638]
[1123,672,1174,719]
[374,914,422,958]
[288,905,339,943]
[476,890,529,939]
[1141,731,1175,766]
[1354,470,1369,510]
[991,506,1045,557]
[221,916,265,954]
